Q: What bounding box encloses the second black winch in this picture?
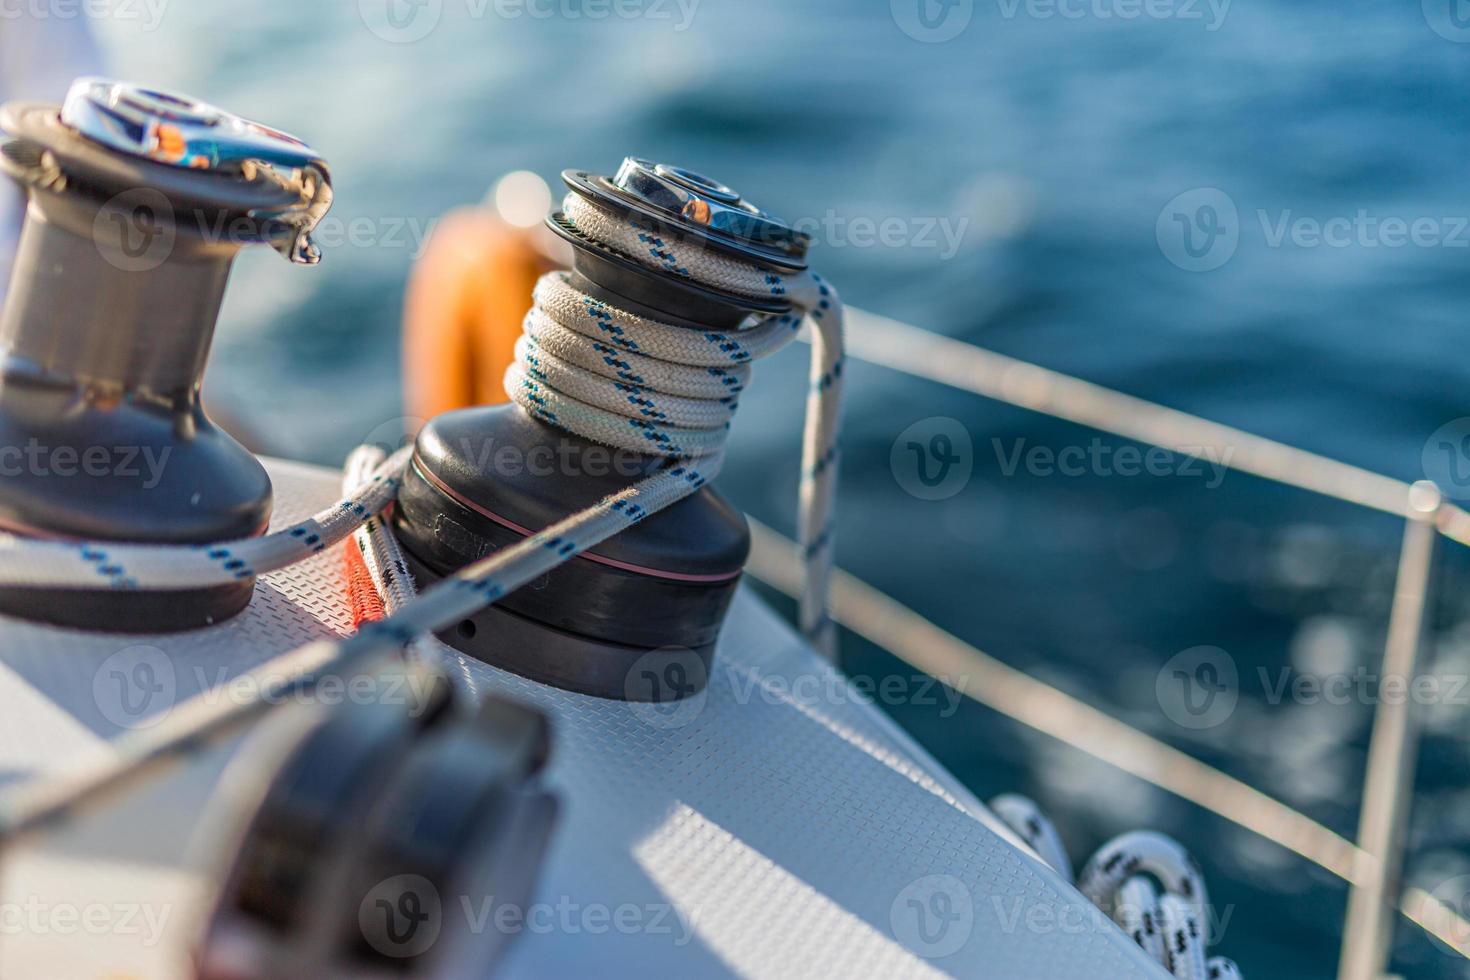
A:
[393,158,813,700]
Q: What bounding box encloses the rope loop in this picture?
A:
[990,795,1243,980]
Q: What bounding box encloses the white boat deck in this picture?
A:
[0,458,1164,979]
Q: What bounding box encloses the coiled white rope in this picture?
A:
[990,795,1243,980]
[508,271,798,458]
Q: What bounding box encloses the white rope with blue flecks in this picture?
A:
[0,186,845,836]
[0,448,409,590]
[989,795,1244,980]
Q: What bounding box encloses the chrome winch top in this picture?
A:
[57,77,333,264]
[563,156,810,270]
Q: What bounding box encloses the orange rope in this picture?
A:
[343,536,385,627]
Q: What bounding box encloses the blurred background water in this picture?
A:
[12,0,1470,974]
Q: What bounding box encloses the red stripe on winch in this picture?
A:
[412,458,742,584]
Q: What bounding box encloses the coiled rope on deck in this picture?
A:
[990,795,1243,980]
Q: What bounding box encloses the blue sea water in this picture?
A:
[39,0,1470,974]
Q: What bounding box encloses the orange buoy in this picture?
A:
[403,177,567,423]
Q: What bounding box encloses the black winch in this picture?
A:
[393,158,810,700]
[196,662,557,979]
[0,78,331,631]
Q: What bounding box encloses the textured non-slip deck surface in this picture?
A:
[0,459,1163,979]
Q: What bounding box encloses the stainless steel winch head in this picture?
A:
[604,157,810,263]
[549,156,808,330]
[62,77,322,172]
[0,77,334,631]
[58,77,333,265]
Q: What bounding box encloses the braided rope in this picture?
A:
[0,448,410,589]
[988,795,1243,980]
[507,274,801,456]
